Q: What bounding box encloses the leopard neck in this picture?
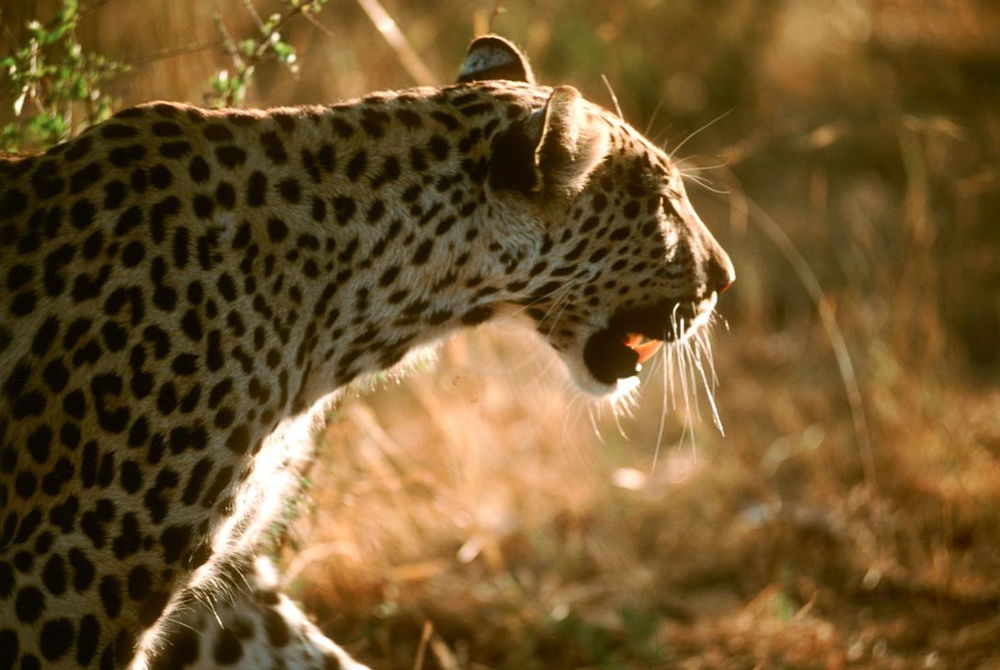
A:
[191,83,550,412]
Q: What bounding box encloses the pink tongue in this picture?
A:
[624,334,663,364]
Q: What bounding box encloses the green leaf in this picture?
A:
[239,38,258,57]
[272,41,295,62]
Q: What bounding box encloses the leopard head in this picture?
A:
[461,36,734,395]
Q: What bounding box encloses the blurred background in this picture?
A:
[3,0,999,667]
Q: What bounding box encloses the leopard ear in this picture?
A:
[535,86,609,196]
[457,35,535,84]
[489,86,609,197]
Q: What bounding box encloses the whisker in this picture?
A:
[665,317,681,412]
[613,384,638,418]
[677,157,731,173]
[679,328,700,422]
[539,290,575,339]
[493,278,579,325]
[562,392,587,443]
[587,401,606,445]
[493,331,560,384]
[692,328,724,435]
[644,99,664,137]
[701,320,720,386]
[669,108,733,157]
[601,74,624,119]
[650,327,671,473]
[529,279,583,339]
[605,387,635,431]
[678,172,729,195]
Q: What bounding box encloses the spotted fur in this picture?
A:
[0,36,732,668]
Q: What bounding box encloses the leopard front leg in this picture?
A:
[133,557,368,670]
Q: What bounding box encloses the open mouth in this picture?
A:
[581,296,714,385]
[624,333,663,365]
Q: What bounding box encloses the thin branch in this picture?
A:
[127,41,223,69]
[78,0,117,20]
[241,0,266,31]
[412,621,433,670]
[354,0,436,86]
[1,17,22,52]
[214,11,242,66]
[488,1,503,32]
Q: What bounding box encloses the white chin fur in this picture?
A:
[614,375,641,396]
[566,362,639,398]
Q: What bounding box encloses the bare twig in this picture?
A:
[429,633,460,670]
[1,16,21,52]
[127,41,223,69]
[488,1,504,32]
[354,0,436,86]
[78,0,117,20]
[412,621,433,670]
[241,0,266,30]
[214,11,242,66]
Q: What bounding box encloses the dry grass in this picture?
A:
[279,4,1000,666]
[289,323,1000,669]
[4,1,998,667]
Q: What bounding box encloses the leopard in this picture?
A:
[0,35,733,669]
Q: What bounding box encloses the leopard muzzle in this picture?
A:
[582,294,718,385]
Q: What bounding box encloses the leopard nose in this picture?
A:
[706,246,735,294]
